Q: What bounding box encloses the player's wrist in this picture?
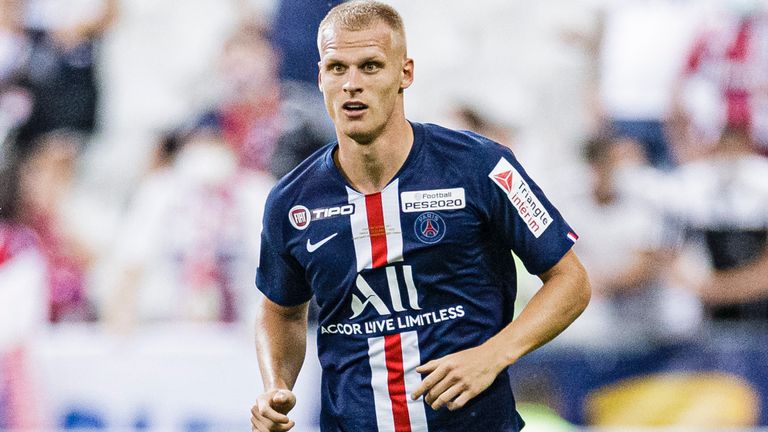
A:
[480,339,517,372]
[263,380,291,394]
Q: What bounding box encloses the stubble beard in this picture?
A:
[341,117,387,146]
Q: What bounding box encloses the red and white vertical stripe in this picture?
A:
[368,331,428,432]
[349,181,426,430]
[347,180,404,272]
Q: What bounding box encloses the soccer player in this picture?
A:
[251,2,591,431]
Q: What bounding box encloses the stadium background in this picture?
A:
[2,0,768,430]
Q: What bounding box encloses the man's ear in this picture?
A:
[400,58,414,90]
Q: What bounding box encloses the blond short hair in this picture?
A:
[317,1,406,49]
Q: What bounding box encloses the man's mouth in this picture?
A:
[342,101,369,112]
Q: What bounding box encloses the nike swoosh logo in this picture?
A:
[306,233,338,253]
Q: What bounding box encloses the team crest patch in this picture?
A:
[289,205,311,230]
[414,212,446,244]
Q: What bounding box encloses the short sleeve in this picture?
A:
[481,146,576,275]
[255,195,312,306]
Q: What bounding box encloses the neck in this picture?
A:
[335,115,414,194]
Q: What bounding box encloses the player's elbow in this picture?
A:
[571,263,591,319]
[542,250,592,321]
[575,268,591,315]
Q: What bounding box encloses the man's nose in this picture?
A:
[342,68,363,96]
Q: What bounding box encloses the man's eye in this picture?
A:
[331,65,346,73]
[363,63,380,72]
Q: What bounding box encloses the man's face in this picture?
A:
[318,22,413,144]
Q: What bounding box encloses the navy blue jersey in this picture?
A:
[256,122,576,432]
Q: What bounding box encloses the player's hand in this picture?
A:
[411,345,507,411]
[251,389,297,432]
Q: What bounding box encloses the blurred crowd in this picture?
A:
[559,0,768,345]
[2,0,768,429]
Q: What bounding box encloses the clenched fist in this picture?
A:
[251,389,297,432]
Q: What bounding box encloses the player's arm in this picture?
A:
[251,297,309,432]
[490,248,590,362]
[413,249,590,411]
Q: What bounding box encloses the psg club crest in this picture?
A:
[414,212,446,244]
